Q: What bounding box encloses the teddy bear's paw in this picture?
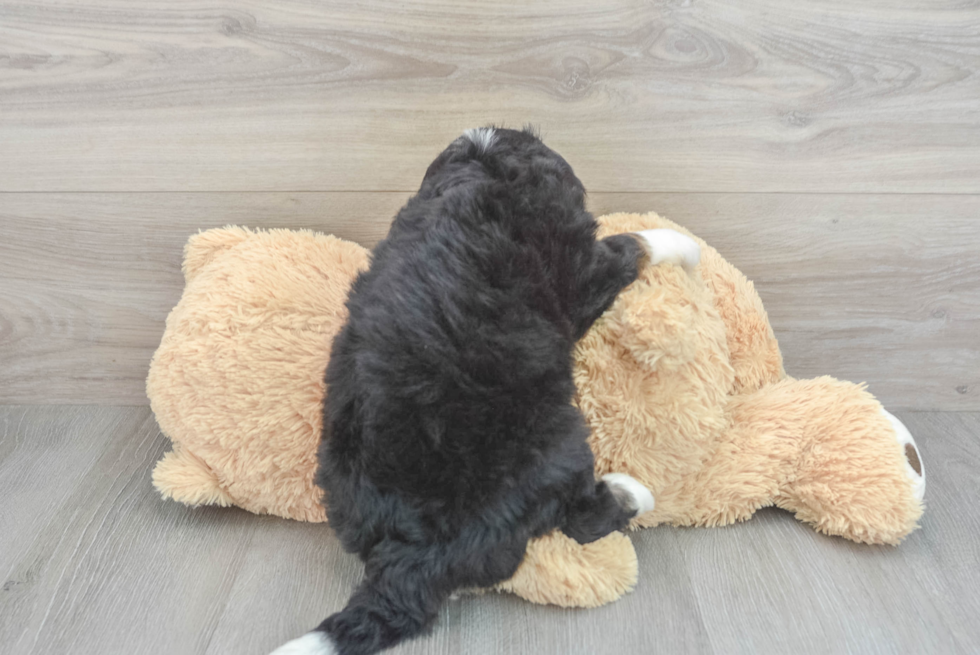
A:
[269,631,336,655]
[602,473,656,516]
[634,229,701,271]
[881,409,925,501]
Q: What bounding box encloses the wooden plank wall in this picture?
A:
[1,0,978,409]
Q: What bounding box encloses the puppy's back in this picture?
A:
[321,128,598,536]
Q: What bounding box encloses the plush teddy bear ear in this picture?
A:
[182,226,253,283]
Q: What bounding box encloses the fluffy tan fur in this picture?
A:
[147,213,924,609]
[149,227,367,522]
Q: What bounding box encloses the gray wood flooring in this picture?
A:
[1,406,978,654]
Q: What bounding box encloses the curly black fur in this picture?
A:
[312,127,647,655]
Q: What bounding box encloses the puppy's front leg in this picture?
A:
[569,234,648,340]
[569,229,701,341]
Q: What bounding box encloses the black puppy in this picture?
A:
[271,127,698,655]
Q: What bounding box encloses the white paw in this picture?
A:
[269,631,337,655]
[635,229,701,271]
[602,472,656,516]
[881,409,925,501]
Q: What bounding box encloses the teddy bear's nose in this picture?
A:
[905,443,922,476]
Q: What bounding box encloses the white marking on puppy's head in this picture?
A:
[463,127,497,153]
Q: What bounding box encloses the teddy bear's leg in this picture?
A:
[493,530,639,608]
[634,229,701,271]
[151,445,235,508]
[486,457,650,609]
[881,409,926,501]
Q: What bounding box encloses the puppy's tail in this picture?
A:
[269,550,449,655]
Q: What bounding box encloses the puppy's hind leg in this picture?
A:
[601,473,655,517]
[561,470,655,545]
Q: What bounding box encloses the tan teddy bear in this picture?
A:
[147,212,925,609]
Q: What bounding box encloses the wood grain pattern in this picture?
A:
[2,0,980,193]
[2,1,978,651]
[0,405,265,654]
[2,192,977,409]
[594,193,980,412]
[1,406,977,654]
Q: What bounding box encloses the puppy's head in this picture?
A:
[419,126,585,206]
